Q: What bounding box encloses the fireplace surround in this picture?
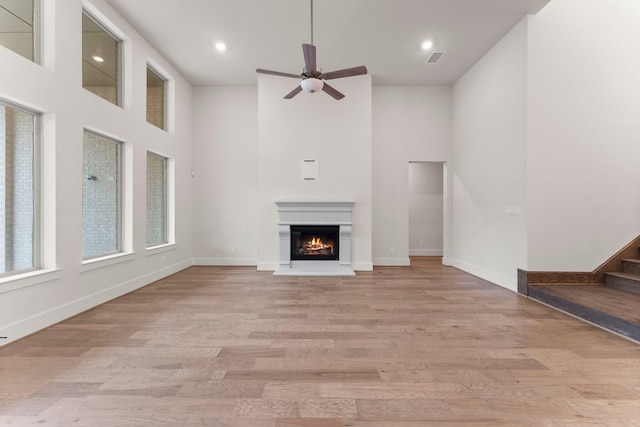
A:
[274,200,355,276]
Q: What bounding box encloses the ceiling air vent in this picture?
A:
[426,51,445,64]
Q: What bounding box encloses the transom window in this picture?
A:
[82,10,121,105]
[146,66,166,130]
[0,0,38,61]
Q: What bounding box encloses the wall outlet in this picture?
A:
[390,247,395,254]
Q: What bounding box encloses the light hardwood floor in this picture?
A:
[1,257,640,426]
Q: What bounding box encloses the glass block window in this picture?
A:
[146,152,167,247]
[82,130,122,259]
[1,100,39,276]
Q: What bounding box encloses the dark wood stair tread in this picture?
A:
[606,271,640,281]
[529,284,640,325]
[622,258,640,264]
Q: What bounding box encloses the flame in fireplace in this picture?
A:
[302,236,334,255]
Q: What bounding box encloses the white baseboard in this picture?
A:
[373,257,411,266]
[193,258,257,266]
[0,260,192,346]
[257,262,278,271]
[409,249,443,256]
[450,259,516,292]
[352,262,373,271]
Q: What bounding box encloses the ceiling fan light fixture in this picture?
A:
[300,77,324,93]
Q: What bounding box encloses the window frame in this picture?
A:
[146,64,167,130]
[81,129,124,261]
[0,98,41,279]
[81,8,123,106]
[146,151,168,248]
[0,0,40,63]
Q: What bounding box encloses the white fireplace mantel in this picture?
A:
[274,200,355,276]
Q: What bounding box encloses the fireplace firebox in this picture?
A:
[290,225,340,261]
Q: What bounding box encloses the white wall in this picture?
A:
[0,0,193,345]
[409,162,444,256]
[192,87,258,265]
[450,18,528,291]
[372,87,450,265]
[257,75,373,271]
[527,0,640,271]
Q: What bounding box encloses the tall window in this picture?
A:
[1,100,39,276]
[146,66,166,130]
[82,10,120,105]
[83,130,122,259]
[146,152,167,247]
[0,0,37,61]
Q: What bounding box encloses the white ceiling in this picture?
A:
[104,0,552,87]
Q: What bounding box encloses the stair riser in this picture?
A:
[622,261,640,275]
[606,275,640,295]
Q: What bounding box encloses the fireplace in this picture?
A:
[274,200,355,276]
[291,225,339,261]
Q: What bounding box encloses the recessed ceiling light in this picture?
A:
[215,42,227,52]
[421,40,434,51]
[92,55,104,62]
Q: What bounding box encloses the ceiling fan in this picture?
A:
[256,0,368,100]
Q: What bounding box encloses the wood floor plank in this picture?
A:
[1,257,639,425]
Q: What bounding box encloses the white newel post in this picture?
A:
[274,200,355,276]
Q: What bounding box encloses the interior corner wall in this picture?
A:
[372,87,449,266]
[0,0,193,345]
[527,0,640,271]
[450,18,528,291]
[257,75,372,271]
[192,87,258,265]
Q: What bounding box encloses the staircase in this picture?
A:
[525,242,640,342]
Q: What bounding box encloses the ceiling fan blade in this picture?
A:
[302,44,317,73]
[322,65,368,80]
[284,85,303,99]
[256,68,301,79]
[321,82,345,100]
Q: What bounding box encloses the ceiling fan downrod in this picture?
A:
[310,0,314,45]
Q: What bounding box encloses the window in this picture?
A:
[1,100,39,277]
[83,130,122,259]
[0,0,37,61]
[146,152,167,247]
[82,10,120,105]
[146,66,166,130]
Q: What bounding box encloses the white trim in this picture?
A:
[0,260,191,346]
[351,262,374,271]
[193,258,257,266]
[409,249,443,256]
[373,257,411,266]
[257,262,278,271]
[145,243,176,256]
[81,251,135,272]
[0,269,62,294]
